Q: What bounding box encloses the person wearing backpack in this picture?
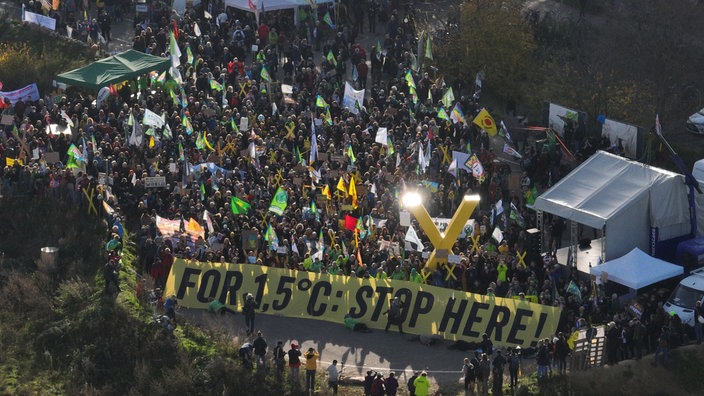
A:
[384,296,404,334]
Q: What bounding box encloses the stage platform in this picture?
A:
[554,238,604,275]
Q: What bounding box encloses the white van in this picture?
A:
[664,267,704,327]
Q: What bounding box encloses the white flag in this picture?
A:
[375,127,388,145]
[492,227,504,243]
[61,110,74,127]
[418,144,427,173]
[292,241,299,255]
[194,22,201,37]
[143,108,165,128]
[66,25,73,39]
[310,118,318,163]
[203,210,214,233]
[405,225,424,251]
[272,101,278,116]
[495,200,504,216]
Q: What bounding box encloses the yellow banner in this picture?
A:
[165,259,561,348]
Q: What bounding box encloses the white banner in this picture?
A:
[432,217,476,238]
[96,87,110,108]
[143,108,165,128]
[342,81,365,115]
[22,7,56,30]
[144,176,167,188]
[0,83,41,105]
[602,118,638,159]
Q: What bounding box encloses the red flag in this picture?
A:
[173,20,179,38]
[345,215,358,231]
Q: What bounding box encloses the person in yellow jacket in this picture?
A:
[304,347,320,393]
[413,371,431,395]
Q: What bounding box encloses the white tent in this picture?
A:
[534,151,691,261]
[225,0,334,12]
[590,248,683,290]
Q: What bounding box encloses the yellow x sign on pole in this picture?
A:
[405,194,480,271]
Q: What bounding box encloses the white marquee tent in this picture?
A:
[590,248,684,290]
[534,151,691,263]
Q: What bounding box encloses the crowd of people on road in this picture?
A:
[1,0,692,394]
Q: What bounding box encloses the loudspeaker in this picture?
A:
[526,228,541,260]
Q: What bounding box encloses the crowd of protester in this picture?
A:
[1,0,689,385]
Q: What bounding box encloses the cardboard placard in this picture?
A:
[239,117,249,132]
[145,176,167,188]
[341,205,354,211]
[293,177,303,186]
[509,173,520,191]
[44,151,60,163]
[281,84,293,95]
[330,154,346,163]
[1,115,14,125]
[98,172,107,185]
[241,230,258,251]
[169,162,178,173]
[317,151,329,161]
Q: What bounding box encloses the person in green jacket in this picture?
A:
[208,297,237,316]
[413,371,431,395]
[390,265,407,281]
[344,312,371,332]
[410,268,424,283]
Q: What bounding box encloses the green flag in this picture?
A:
[231,196,251,214]
[316,95,329,108]
[437,107,450,121]
[442,87,455,109]
[326,50,337,66]
[425,36,433,60]
[269,186,288,215]
[260,66,272,82]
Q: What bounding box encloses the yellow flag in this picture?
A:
[322,185,331,200]
[348,175,358,208]
[149,136,155,148]
[204,133,215,151]
[472,108,498,136]
[6,158,15,166]
[337,176,347,195]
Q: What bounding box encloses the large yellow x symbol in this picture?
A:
[83,187,98,216]
[260,213,268,229]
[238,82,247,97]
[470,234,481,254]
[405,195,480,271]
[274,169,284,186]
[285,123,296,140]
[516,250,527,267]
[268,151,278,165]
[444,262,458,281]
[420,268,431,283]
[440,145,452,165]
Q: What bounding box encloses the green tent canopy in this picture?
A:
[54,50,171,90]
